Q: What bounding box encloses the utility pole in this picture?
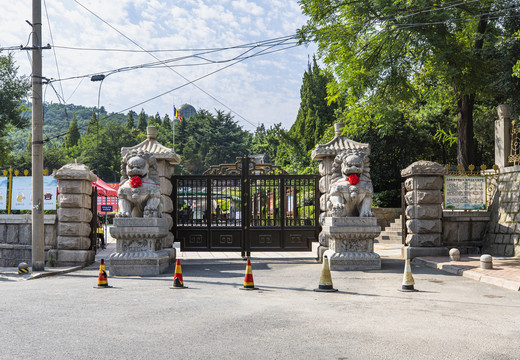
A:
[32,0,45,271]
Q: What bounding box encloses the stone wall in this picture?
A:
[373,207,401,230]
[0,214,56,267]
[483,165,520,257]
[442,211,489,253]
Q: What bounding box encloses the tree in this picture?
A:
[149,112,161,127]
[86,112,98,135]
[126,111,135,129]
[137,109,147,132]
[290,56,337,153]
[63,114,80,148]
[162,114,172,132]
[175,109,251,174]
[299,0,520,169]
[0,52,30,166]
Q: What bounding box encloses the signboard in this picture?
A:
[10,176,58,211]
[97,183,119,214]
[100,205,113,212]
[444,175,486,210]
[0,177,7,210]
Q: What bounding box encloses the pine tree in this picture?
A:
[137,109,147,132]
[86,112,98,135]
[149,112,161,127]
[289,57,337,154]
[63,114,80,148]
[126,111,135,129]
[162,114,172,132]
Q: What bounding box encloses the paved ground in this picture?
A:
[1,232,520,359]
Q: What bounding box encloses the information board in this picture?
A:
[10,176,58,211]
[0,177,7,210]
[444,175,486,210]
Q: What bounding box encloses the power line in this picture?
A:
[72,0,274,128]
[51,35,297,53]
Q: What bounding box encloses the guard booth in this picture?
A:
[171,157,320,256]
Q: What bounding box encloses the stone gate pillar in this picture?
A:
[401,161,448,259]
[51,163,96,266]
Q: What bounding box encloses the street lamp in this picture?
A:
[90,74,106,178]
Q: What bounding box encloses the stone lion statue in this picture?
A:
[327,149,374,217]
[117,150,161,218]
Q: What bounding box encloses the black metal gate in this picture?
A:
[171,157,319,255]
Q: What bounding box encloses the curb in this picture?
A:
[25,264,88,280]
[414,257,520,292]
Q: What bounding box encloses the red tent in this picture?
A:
[92,178,118,197]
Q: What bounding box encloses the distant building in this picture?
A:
[249,153,270,164]
[179,104,197,120]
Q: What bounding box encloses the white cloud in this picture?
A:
[2,0,317,131]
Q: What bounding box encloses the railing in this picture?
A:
[509,121,520,166]
[0,168,56,214]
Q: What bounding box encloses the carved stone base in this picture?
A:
[324,249,381,271]
[109,250,170,276]
[109,217,173,276]
[322,217,381,270]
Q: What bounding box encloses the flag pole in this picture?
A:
[172,104,175,152]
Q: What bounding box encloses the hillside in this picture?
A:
[8,103,127,156]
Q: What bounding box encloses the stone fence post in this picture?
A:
[51,163,96,266]
[495,104,512,168]
[401,161,448,259]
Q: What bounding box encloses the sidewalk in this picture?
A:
[414,255,520,292]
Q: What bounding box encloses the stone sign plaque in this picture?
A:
[444,175,486,210]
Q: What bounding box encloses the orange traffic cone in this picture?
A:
[171,259,187,289]
[240,258,258,290]
[401,259,417,292]
[314,255,338,292]
[95,259,110,288]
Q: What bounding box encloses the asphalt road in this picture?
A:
[1,257,519,360]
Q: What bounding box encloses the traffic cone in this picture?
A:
[171,259,187,289]
[401,259,417,292]
[95,259,109,288]
[240,258,258,290]
[314,255,338,292]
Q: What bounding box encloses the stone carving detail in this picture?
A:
[327,149,374,217]
[123,240,148,252]
[117,150,162,218]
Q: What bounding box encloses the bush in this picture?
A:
[372,189,401,208]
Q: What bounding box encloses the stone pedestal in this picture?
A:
[109,217,172,276]
[401,161,449,259]
[322,217,381,270]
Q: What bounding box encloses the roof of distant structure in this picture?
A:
[311,136,370,160]
[249,153,270,164]
[121,126,181,164]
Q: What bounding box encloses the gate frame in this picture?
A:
[171,157,320,255]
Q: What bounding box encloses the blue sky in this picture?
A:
[1,0,317,131]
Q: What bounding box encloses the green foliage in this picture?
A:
[63,114,80,148]
[284,56,338,173]
[299,0,520,168]
[137,109,147,131]
[174,110,251,174]
[0,52,30,167]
